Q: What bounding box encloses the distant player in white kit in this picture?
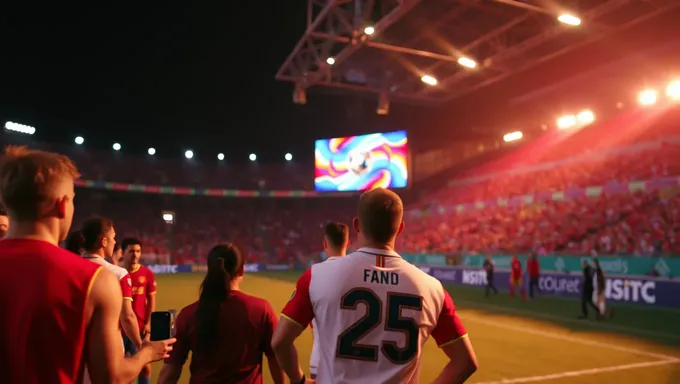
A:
[272,188,478,384]
[310,222,350,380]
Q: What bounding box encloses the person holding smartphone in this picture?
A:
[0,146,175,383]
[158,243,284,384]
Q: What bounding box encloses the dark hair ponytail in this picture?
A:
[65,230,85,255]
[195,243,244,351]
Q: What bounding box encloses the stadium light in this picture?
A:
[217,153,225,161]
[576,109,595,125]
[162,211,174,224]
[458,57,477,69]
[326,57,335,65]
[364,26,375,35]
[503,131,523,143]
[556,114,577,130]
[666,80,680,100]
[148,147,156,155]
[421,75,437,86]
[638,89,658,106]
[112,143,121,151]
[285,153,293,161]
[185,150,194,159]
[4,121,35,135]
[249,153,257,161]
[75,136,85,145]
[557,14,581,26]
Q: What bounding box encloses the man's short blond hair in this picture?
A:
[0,146,80,221]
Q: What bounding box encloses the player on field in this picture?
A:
[0,206,9,238]
[70,217,145,351]
[158,243,284,384]
[509,254,526,301]
[310,222,349,380]
[272,188,478,384]
[0,146,174,383]
[122,237,156,384]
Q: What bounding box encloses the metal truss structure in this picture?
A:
[276,0,680,106]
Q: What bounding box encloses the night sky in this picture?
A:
[2,3,680,164]
[0,2,395,163]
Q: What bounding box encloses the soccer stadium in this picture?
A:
[2,0,680,383]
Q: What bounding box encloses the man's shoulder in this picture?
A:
[101,262,129,280]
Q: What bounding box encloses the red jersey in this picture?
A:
[527,258,540,278]
[166,290,278,384]
[511,258,523,278]
[128,264,156,330]
[0,239,102,384]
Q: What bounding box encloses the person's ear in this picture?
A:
[55,195,68,219]
[397,221,405,236]
[353,217,360,233]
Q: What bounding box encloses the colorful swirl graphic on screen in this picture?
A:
[315,130,408,192]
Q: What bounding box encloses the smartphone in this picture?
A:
[150,311,173,341]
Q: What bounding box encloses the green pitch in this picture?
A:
[150,272,680,383]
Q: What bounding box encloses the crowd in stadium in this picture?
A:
[63,133,680,264]
[5,112,680,265]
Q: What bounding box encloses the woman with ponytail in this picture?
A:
[159,243,284,384]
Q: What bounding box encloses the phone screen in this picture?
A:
[150,311,172,341]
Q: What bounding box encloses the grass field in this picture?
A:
[150,272,680,383]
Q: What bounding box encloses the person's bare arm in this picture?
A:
[86,269,175,383]
[158,364,182,384]
[265,346,285,384]
[271,317,305,383]
[431,336,478,384]
[120,300,143,348]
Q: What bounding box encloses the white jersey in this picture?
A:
[81,255,130,384]
[309,256,342,377]
[282,247,467,384]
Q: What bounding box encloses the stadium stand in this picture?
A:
[4,110,680,263]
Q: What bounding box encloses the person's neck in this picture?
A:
[326,248,346,258]
[360,240,396,252]
[124,262,138,272]
[89,249,106,258]
[229,281,241,291]
[5,220,61,246]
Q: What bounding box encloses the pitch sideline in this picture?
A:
[458,298,680,341]
[471,359,680,384]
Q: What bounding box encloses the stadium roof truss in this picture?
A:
[276,0,679,105]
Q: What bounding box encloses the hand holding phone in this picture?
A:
[150,311,174,341]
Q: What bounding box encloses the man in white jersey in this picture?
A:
[73,218,144,349]
[310,222,349,380]
[273,188,478,384]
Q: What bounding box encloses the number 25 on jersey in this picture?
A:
[336,288,422,365]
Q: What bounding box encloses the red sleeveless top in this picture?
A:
[0,238,102,384]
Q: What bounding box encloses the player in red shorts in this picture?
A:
[510,254,526,301]
[0,146,174,383]
[122,237,157,384]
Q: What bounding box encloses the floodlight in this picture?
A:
[421,75,437,86]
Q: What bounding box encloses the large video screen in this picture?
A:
[314,130,408,192]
